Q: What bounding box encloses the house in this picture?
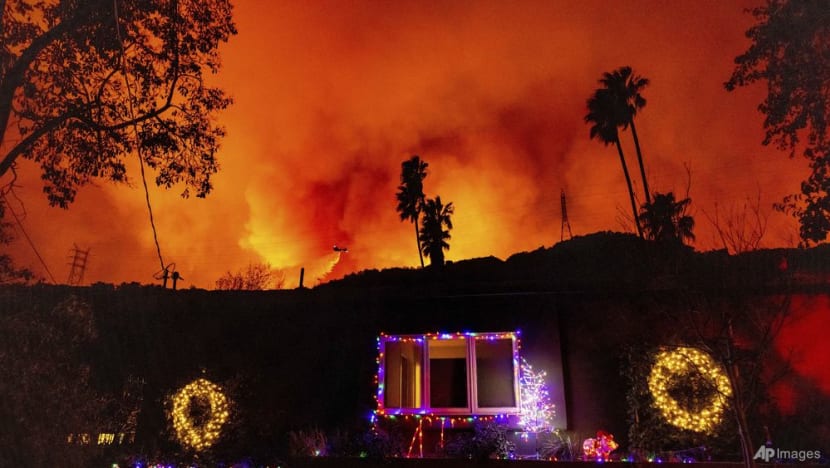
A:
[2,235,830,463]
[375,330,569,458]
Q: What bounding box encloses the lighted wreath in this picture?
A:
[170,378,230,451]
[648,347,732,433]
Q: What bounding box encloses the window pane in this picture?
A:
[428,339,468,408]
[384,341,423,408]
[475,338,516,408]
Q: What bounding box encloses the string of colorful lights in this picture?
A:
[374,331,522,419]
[518,357,555,432]
[374,331,556,435]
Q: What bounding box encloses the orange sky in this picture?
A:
[4,0,812,288]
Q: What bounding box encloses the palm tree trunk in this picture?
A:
[415,217,424,268]
[615,139,644,238]
[629,119,651,205]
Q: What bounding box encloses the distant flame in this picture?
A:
[260,251,342,288]
[4,1,806,289]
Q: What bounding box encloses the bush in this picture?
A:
[288,428,327,457]
[444,422,515,460]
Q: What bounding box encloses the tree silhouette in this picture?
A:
[726,0,830,244]
[586,88,644,238]
[215,262,284,290]
[638,192,695,245]
[0,296,131,466]
[600,66,651,204]
[668,294,791,468]
[0,199,32,284]
[703,192,768,254]
[419,196,454,267]
[0,0,236,207]
[396,155,428,268]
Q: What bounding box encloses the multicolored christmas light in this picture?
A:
[374,331,521,419]
[518,357,555,432]
[583,430,619,460]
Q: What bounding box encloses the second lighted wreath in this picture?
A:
[648,347,732,433]
[170,378,230,451]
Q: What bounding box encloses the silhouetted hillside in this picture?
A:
[319,232,826,295]
[2,232,829,463]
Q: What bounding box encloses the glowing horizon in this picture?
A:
[3,0,809,289]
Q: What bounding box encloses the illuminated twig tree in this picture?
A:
[519,357,555,433]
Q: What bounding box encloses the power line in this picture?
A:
[1,191,57,283]
[113,0,167,275]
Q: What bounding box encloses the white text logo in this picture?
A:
[754,445,822,462]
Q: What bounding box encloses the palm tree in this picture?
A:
[638,192,695,245]
[585,88,644,238]
[419,196,454,267]
[600,66,652,204]
[396,156,428,268]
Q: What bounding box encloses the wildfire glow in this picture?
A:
[4,0,807,288]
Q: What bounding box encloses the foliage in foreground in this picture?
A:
[0,296,134,466]
[0,0,237,206]
[727,0,830,244]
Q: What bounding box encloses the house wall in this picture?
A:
[1,284,828,459]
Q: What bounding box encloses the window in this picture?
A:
[378,332,520,416]
[383,340,423,408]
[475,338,517,409]
[429,338,468,409]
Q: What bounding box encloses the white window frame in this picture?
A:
[379,332,521,416]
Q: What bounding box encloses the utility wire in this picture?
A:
[113,0,166,274]
[1,191,57,283]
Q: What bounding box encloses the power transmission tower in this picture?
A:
[560,189,573,241]
[67,244,90,285]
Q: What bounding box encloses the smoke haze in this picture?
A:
[5,0,807,288]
